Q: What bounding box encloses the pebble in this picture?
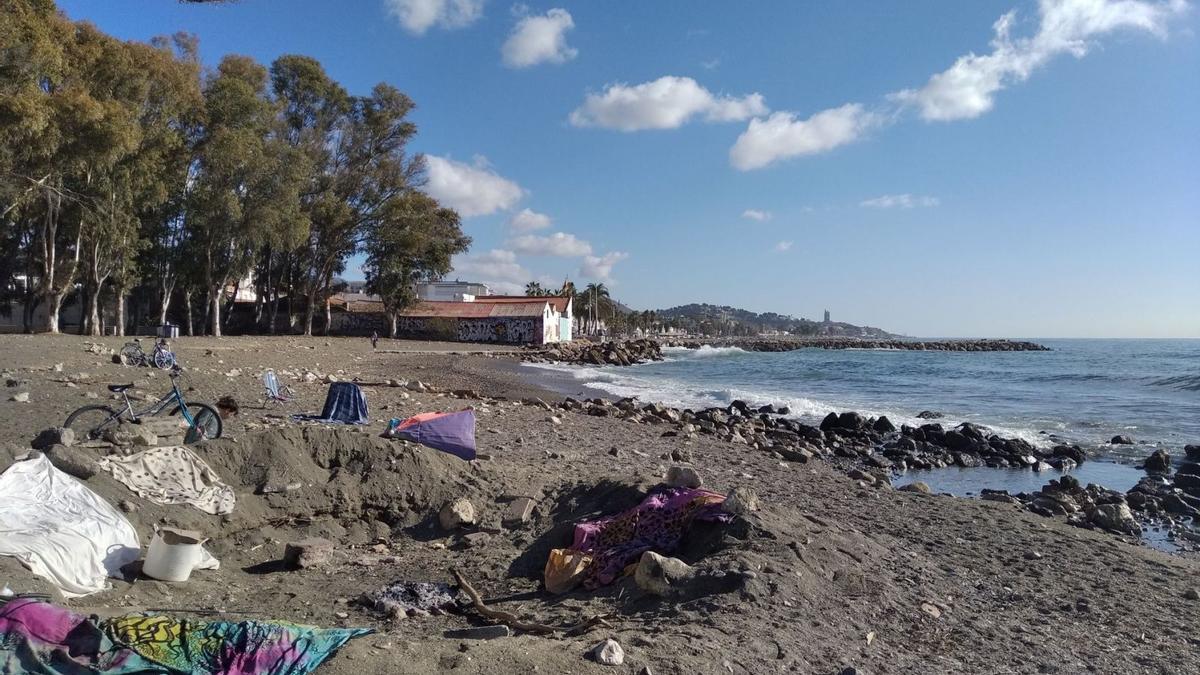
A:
[590,639,624,666]
[1024,550,1043,560]
[1185,588,1200,601]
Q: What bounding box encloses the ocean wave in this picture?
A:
[1148,374,1200,391]
[662,345,748,359]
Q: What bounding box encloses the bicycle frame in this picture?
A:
[116,379,195,426]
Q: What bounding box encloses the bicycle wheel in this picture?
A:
[153,350,175,369]
[64,405,119,441]
[120,344,145,366]
[170,403,223,441]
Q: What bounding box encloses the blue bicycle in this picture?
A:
[64,366,222,442]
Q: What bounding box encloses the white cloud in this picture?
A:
[773,241,793,252]
[891,0,1187,121]
[502,8,577,68]
[424,155,524,217]
[508,231,592,257]
[742,209,772,222]
[701,58,721,70]
[569,76,768,131]
[730,104,882,171]
[580,251,629,282]
[450,249,531,294]
[860,194,941,209]
[384,0,485,35]
[508,208,552,232]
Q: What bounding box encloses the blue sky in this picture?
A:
[59,0,1199,337]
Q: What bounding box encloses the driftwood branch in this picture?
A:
[450,567,612,637]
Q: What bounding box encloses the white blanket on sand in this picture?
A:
[98,446,236,515]
[0,455,140,598]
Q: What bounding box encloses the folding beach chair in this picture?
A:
[263,369,295,406]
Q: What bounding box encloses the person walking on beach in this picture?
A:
[370,331,379,350]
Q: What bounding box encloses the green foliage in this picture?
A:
[0,0,468,335]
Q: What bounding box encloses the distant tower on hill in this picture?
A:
[823,309,831,323]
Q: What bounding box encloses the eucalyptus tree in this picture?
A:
[186,54,304,336]
[363,192,470,336]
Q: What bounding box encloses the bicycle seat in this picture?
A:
[107,383,135,393]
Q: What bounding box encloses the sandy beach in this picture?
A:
[0,334,1197,674]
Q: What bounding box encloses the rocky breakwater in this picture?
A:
[666,337,1051,352]
[1120,445,1200,541]
[524,339,663,366]
[555,395,1080,478]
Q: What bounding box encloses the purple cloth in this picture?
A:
[391,410,476,461]
[571,486,731,589]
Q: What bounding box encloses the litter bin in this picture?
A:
[157,323,179,338]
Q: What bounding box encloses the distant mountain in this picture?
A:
[651,303,897,338]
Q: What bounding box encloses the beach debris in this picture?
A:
[439,498,476,530]
[504,497,537,526]
[451,568,611,636]
[46,445,99,480]
[363,580,456,618]
[31,427,74,450]
[590,638,625,666]
[665,465,703,489]
[899,482,931,495]
[722,487,759,515]
[284,537,335,569]
[634,551,695,597]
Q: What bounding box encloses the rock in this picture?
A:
[9,392,29,403]
[323,374,338,384]
[284,537,335,569]
[503,497,536,526]
[634,551,695,596]
[1185,588,1200,601]
[1141,449,1171,474]
[439,498,476,530]
[590,639,625,666]
[1110,435,1134,445]
[1024,550,1043,560]
[302,371,318,383]
[46,445,98,480]
[31,427,75,451]
[872,416,896,433]
[462,532,490,547]
[1089,503,1140,536]
[899,481,931,494]
[722,487,759,515]
[119,499,138,513]
[443,625,511,640]
[665,465,703,489]
[131,428,158,447]
[407,380,429,392]
[111,354,129,365]
[916,410,943,419]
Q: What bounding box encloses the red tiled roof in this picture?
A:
[487,295,572,313]
[398,300,547,319]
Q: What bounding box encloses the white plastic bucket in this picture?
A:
[143,527,207,582]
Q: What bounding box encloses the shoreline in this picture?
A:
[2,334,1199,673]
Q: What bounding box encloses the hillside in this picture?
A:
[652,303,897,338]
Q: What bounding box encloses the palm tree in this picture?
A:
[582,282,610,335]
[525,281,544,297]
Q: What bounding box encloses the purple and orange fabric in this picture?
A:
[388,409,477,460]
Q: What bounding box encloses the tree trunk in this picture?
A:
[116,291,126,337]
[210,286,222,337]
[87,283,103,336]
[158,280,174,325]
[388,313,397,338]
[184,291,194,336]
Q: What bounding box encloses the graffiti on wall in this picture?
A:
[331,311,387,336]
[386,315,545,344]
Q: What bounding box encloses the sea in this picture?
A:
[523,339,1200,498]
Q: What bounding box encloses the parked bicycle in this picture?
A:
[64,366,222,443]
[119,337,176,369]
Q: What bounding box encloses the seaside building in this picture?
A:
[330,292,573,344]
[414,280,492,302]
[824,309,831,323]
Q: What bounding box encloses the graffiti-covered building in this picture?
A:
[394,299,564,344]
